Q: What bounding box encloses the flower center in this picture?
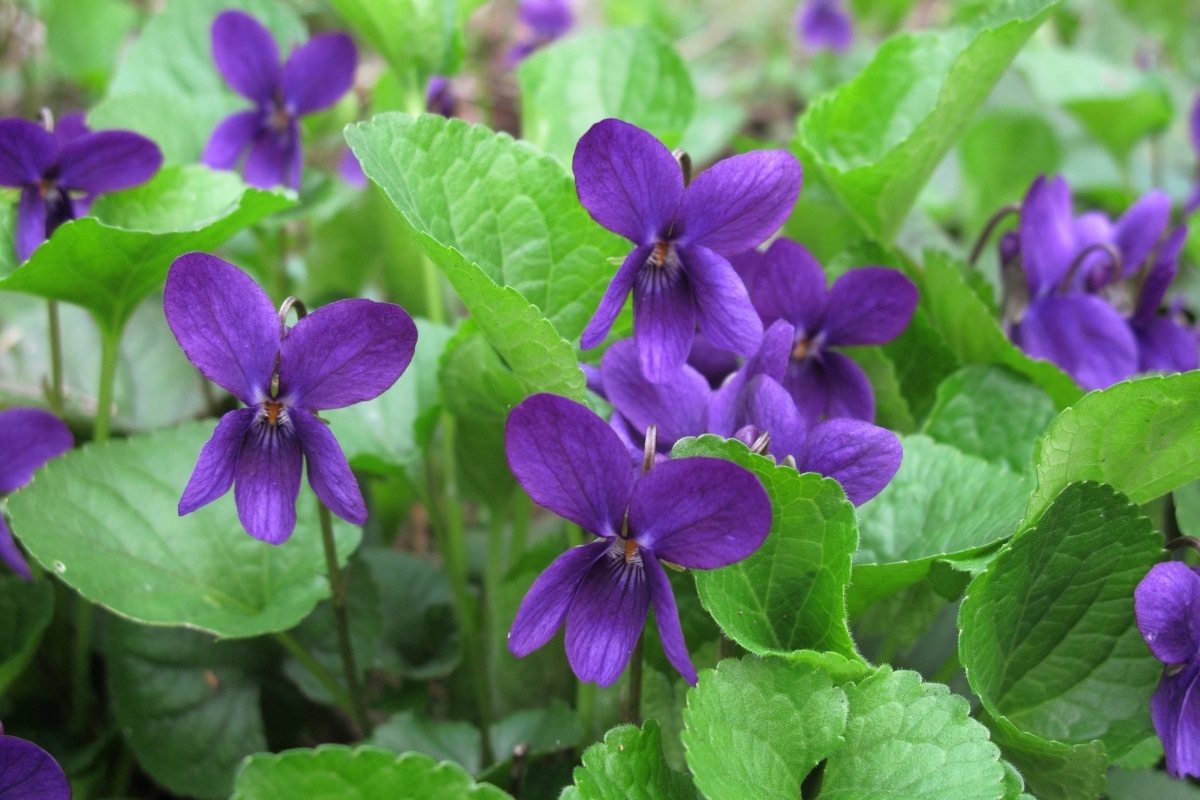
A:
[623,537,639,564]
[264,400,285,426]
[648,241,671,269]
[791,335,810,360]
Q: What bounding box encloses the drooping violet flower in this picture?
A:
[164,253,416,544]
[0,409,73,581]
[1130,226,1198,374]
[203,10,356,191]
[426,75,456,118]
[505,393,770,685]
[749,238,917,425]
[796,0,854,53]
[1135,561,1200,779]
[507,0,575,65]
[0,722,71,799]
[0,116,161,260]
[577,119,802,383]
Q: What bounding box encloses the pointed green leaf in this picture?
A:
[563,720,694,800]
[982,712,1108,800]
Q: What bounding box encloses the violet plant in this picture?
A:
[0,0,1199,797]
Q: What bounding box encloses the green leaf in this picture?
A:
[89,0,307,164]
[564,720,695,800]
[793,0,1059,244]
[958,111,1060,238]
[850,435,1031,612]
[1106,767,1200,799]
[348,114,604,398]
[361,548,461,679]
[1016,45,1173,163]
[107,618,271,800]
[0,574,54,696]
[918,251,1082,409]
[982,712,1108,800]
[1174,478,1200,539]
[960,482,1163,759]
[43,0,137,91]
[368,712,481,774]
[681,657,847,800]
[518,27,695,166]
[923,365,1057,471]
[489,700,582,766]
[232,746,511,799]
[1025,373,1200,526]
[671,435,860,659]
[6,421,361,639]
[845,346,917,434]
[819,667,1009,800]
[0,166,292,334]
[879,305,961,423]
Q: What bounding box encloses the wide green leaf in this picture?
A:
[681,658,848,800]
[107,619,271,800]
[0,573,54,696]
[960,482,1163,759]
[563,720,694,800]
[672,436,860,659]
[519,27,695,166]
[1025,372,1200,526]
[361,548,461,679]
[793,0,1059,244]
[982,712,1108,800]
[368,712,481,774]
[232,746,511,799]
[6,421,360,638]
[958,111,1060,238]
[0,166,292,334]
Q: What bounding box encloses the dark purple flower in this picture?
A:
[796,0,854,53]
[1130,226,1198,374]
[164,253,416,544]
[748,238,917,425]
[506,0,574,65]
[505,393,770,685]
[0,409,73,581]
[338,148,367,189]
[577,119,802,383]
[426,76,456,118]
[0,116,161,261]
[203,10,356,191]
[0,722,70,799]
[1135,561,1200,779]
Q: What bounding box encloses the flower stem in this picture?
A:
[272,631,357,724]
[422,255,445,325]
[623,632,645,725]
[318,502,369,733]
[46,300,64,416]
[576,677,596,741]
[93,324,120,443]
[68,595,93,733]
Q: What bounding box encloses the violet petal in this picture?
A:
[564,547,649,686]
[823,268,918,346]
[282,32,357,115]
[290,409,366,525]
[798,418,901,505]
[0,734,71,800]
[1133,226,1187,324]
[675,150,802,256]
[178,407,257,516]
[233,417,304,544]
[1114,189,1171,274]
[56,130,161,194]
[279,298,417,411]
[736,374,807,457]
[684,244,764,357]
[15,187,46,262]
[797,0,854,52]
[0,408,73,494]
[818,351,876,422]
[505,394,633,537]
[0,518,32,582]
[211,10,281,105]
[580,244,650,350]
[750,237,829,331]
[1012,294,1138,391]
[1152,660,1200,779]
[0,119,55,187]
[573,118,683,245]
[164,253,279,406]
[1135,562,1200,665]
[632,251,696,383]
[1136,318,1198,375]
[508,538,610,657]
[687,330,739,388]
[202,110,260,170]
[708,319,793,437]
[644,552,696,685]
[629,456,770,569]
[601,339,709,448]
[1020,175,1075,293]
[243,129,300,190]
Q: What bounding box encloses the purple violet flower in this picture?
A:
[0,115,161,261]
[164,252,417,544]
[1135,561,1200,779]
[576,119,802,383]
[505,393,770,685]
[203,10,357,191]
[0,722,71,799]
[338,148,367,189]
[748,238,918,425]
[0,409,73,581]
[507,0,575,65]
[796,0,855,53]
[1130,226,1198,374]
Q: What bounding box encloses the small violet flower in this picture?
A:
[748,238,918,425]
[164,253,417,543]
[0,114,161,260]
[577,118,802,383]
[1135,561,1200,779]
[796,0,855,53]
[0,409,73,581]
[203,10,357,190]
[0,721,71,799]
[505,393,770,685]
[507,0,575,65]
[426,75,456,118]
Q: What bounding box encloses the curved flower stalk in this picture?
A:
[0,115,161,260]
[575,118,802,383]
[0,409,73,580]
[164,252,417,544]
[505,393,770,686]
[0,722,70,799]
[796,0,855,53]
[203,10,357,190]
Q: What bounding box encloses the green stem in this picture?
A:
[93,325,120,443]
[318,503,369,733]
[46,300,64,415]
[623,632,645,725]
[68,597,93,733]
[422,255,445,325]
[576,678,596,742]
[272,631,357,719]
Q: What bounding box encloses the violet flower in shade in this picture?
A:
[748,238,917,425]
[577,118,802,383]
[796,0,854,53]
[203,10,356,191]
[505,393,770,686]
[164,252,417,544]
[338,148,367,189]
[1135,561,1200,779]
[1130,226,1198,374]
[0,116,161,260]
[0,722,71,799]
[0,408,73,581]
[507,0,574,65]
[426,76,456,118]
